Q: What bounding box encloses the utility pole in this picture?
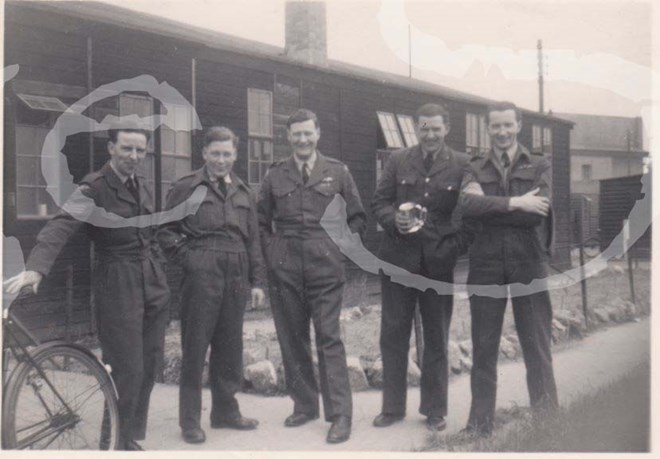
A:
[537,39,544,113]
[408,24,412,78]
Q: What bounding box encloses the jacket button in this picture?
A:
[425,178,430,183]
[401,180,406,184]
[424,192,429,197]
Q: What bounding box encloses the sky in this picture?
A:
[113,0,654,120]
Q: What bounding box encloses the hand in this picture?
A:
[394,211,414,234]
[509,188,550,216]
[250,288,266,310]
[3,271,43,295]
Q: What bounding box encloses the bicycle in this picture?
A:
[2,287,120,450]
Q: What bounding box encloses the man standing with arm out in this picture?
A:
[460,101,558,437]
[257,109,366,444]
[4,127,170,451]
[371,103,479,432]
[157,127,265,444]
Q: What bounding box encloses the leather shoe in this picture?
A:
[284,412,319,427]
[373,413,405,427]
[123,439,145,451]
[182,427,206,444]
[426,416,447,432]
[211,415,259,430]
[326,415,351,444]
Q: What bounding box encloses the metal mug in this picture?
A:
[397,202,427,234]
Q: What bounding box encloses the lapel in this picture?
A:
[225,171,241,200]
[102,162,137,206]
[135,173,154,214]
[408,145,427,177]
[282,156,304,186]
[305,152,331,188]
[427,144,452,177]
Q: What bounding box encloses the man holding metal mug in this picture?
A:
[371,103,479,431]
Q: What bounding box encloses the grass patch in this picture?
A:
[427,360,650,452]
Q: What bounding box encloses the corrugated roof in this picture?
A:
[23,0,573,125]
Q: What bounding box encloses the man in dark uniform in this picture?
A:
[371,103,479,431]
[460,101,558,437]
[4,127,170,450]
[257,109,366,444]
[157,127,266,444]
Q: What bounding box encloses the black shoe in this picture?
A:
[327,415,351,444]
[284,412,319,427]
[123,439,145,451]
[373,413,405,427]
[211,415,259,430]
[182,427,206,444]
[426,416,447,432]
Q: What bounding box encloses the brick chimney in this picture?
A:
[284,2,327,67]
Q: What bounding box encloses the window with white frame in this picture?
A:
[16,125,63,218]
[247,88,274,186]
[160,103,193,200]
[466,112,489,155]
[542,127,552,155]
[532,124,543,154]
[377,112,404,149]
[396,114,418,147]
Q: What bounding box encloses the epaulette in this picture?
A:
[80,170,104,186]
[269,159,287,169]
[324,156,344,165]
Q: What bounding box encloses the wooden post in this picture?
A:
[627,248,637,305]
[413,303,423,366]
[66,264,74,342]
[574,209,589,328]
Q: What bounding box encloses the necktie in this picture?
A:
[424,152,434,172]
[501,151,511,169]
[302,163,310,184]
[126,176,140,204]
[217,178,227,196]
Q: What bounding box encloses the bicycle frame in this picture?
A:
[2,296,118,450]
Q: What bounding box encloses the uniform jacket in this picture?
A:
[157,167,266,288]
[371,144,479,277]
[257,153,367,241]
[26,162,161,276]
[461,144,554,261]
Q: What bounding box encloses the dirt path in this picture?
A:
[142,319,650,451]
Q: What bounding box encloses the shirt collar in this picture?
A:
[493,142,519,165]
[109,161,133,184]
[294,150,317,173]
[204,166,233,184]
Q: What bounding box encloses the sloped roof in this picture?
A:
[556,113,645,151]
[22,0,573,125]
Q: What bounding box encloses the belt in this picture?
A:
[96,247,153,262]
[187,235,246,252]
[273,227,330,239]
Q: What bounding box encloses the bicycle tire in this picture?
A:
[2,343,120,450]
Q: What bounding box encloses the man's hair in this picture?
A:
[108,128,151,143]
[203,126,239,148]
[486,101,522,123]
[414,103,450,126]
[287,108,320,129]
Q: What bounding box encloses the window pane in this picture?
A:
[17,155,37,186]
[263,141,273,161]
[260,162,270,181]
[17,186,37,216]
[176,131,191,155]
[250,139,261,160]
[175,157,191,178]
[161,156,176,182]
[138,153,156,182]
[161,127,176,153]
[249,162,260,184]
[39,188,58,216]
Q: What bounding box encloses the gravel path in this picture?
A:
[142,318,650,451]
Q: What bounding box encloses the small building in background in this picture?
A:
[557,113,648,243]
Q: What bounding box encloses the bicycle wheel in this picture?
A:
[2,344,120,450]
